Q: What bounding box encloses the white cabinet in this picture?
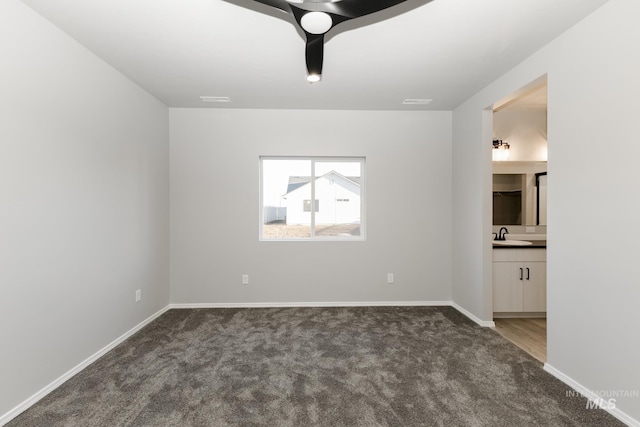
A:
[493,248,546,314]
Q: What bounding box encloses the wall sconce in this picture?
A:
[492,139,510,161]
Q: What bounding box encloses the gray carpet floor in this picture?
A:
[8,306,624,426]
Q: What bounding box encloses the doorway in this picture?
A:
[491,78,548,362]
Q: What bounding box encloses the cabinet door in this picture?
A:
[523,262,546,312]
[493,262,523,312]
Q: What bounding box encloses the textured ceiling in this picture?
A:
[20,0,609,110]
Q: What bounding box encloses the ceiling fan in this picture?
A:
[226,0,433,82]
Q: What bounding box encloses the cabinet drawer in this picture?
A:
[493,248,546,262]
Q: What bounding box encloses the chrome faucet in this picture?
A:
[496,227,509,241]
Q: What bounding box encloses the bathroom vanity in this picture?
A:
[492,242,546,318]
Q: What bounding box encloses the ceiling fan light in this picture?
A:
[300,12,333,34]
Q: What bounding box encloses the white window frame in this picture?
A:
[259,156,366,241]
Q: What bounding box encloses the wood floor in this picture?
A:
[493,318,547,363]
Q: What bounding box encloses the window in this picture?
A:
[260,157,365,240]
[303,200,319,212]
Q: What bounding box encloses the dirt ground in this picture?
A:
[263,223,360,238]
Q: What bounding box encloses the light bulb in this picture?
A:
[300,12,332,34]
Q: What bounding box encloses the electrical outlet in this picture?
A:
[242,274,249,285]
[387,273,394,284]
[135,289,141,303]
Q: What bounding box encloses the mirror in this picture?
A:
[493,174,524,225]
[493,162,547,226]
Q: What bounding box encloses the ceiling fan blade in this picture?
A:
[249,0,291,14]
[329,0,409,20]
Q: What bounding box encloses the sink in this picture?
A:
[493,240,533,246]
[504,233,546,240]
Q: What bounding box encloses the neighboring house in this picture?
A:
[283,171,360,225]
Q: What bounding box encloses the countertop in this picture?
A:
[493,240,547,249]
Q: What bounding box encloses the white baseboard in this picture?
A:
[544,363,639,427]
[0,305,170,427]
[170,300,452,309]
[170,301,496,328]
[451,302,495,327]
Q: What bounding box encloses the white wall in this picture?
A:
[452,0,640,421]
[170,109,452,304]
[0,0,170,419]
[452,107,494,322]
[493,108,547,161]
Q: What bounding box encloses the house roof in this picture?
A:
[286,176,312,194]
[284,171,360,196]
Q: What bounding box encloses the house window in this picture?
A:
[260,156,365,240]
[303,200,319,212]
